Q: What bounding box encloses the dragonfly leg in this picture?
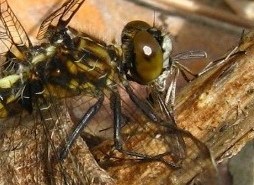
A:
[59,94,104,160]
[124,84,160,123]
[109,85,186,167]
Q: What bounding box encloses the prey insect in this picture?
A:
[0,0,213,183]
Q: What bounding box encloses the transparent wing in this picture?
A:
[0,0,32,70]
[0,0,31,52]
[0,25,12,56]
[0,94,114,184]
[37,0,85,40]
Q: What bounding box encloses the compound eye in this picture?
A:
[133,30,163,84]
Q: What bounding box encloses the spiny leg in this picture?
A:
[175,62,199,80]
[165,50,207,108]
[124,84,187,165]
[141,88,212,165]
[124,83,213,166]
[165,66,179,112]
[59,94,104,160]
[152,90,186,161]
[110,89,180,168]
[124,85,159,123]
[153,89,215,168]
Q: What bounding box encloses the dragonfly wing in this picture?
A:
[36,0,85,40]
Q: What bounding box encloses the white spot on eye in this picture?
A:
[143,45,152,56]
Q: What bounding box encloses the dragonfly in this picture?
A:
[0,0,213,184]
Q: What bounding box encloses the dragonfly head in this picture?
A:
[121,20,172,85]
